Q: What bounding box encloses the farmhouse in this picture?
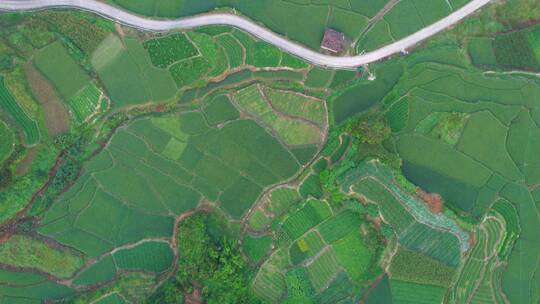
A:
[321,28,346,53]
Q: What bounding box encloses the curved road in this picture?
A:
[0,0,492,68]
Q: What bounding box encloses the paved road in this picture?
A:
[0,0,492,68]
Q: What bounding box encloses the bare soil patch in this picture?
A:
[184,287,202,304]
[416,188,443,213]
[24,63,69,136]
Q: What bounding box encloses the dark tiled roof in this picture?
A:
[321,28,345,53]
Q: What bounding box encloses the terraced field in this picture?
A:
[0,76,39,145]
[451,216,507,303]
[0,2,538,303]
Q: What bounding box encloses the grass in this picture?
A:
[113,241,174,273]
[0,76,39,145]
[0,234,85,279]
[242,233,272,263]
[143,33,199,68]
[33,41,91,100]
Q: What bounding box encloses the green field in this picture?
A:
[384,0,425,40]
[234,84,324,146]
[468,37,497,67]
[390,248,456,287]
[113,241,174,273]
[33,41,91,100]
[73,256,117,286]
[281,200,332,239]
[242,233,272,263]
[92,35,177,106]
[306,248,340,291]
[67,83,102,123]
[143,33,199,68]
[391,280,447,304]
[332,63,403,124]
[3,4,540,303]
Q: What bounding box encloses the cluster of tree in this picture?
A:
[147,212,260,304]
[493,31,538,70]
[40,11,113,54]
[0,145,22,189]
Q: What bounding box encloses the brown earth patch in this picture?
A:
[15,146,37,176]
[469,231,476,248]
[416,188,443,213]
[24,62,69,137]
[184,286,202,304]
